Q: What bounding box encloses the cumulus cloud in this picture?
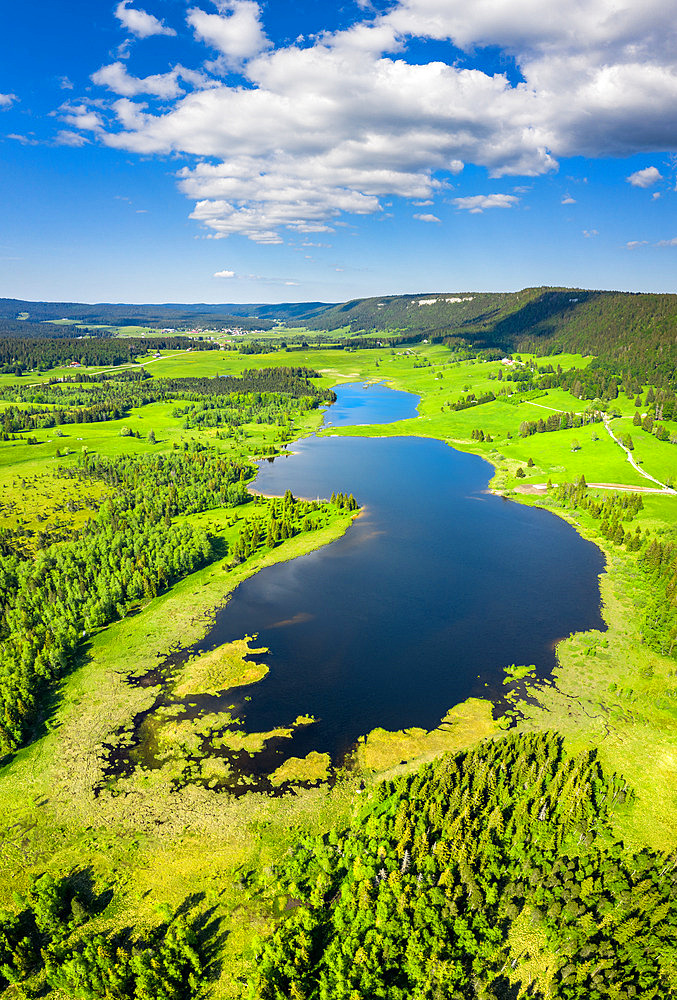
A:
[625,240,648,248]
[561,194,576,204]
[187,2,269,66]
[70,0,677,241]
[60,103,104,131]
[92,62,210,99]
[656,236,677,246]
[115,1,176,38]
[414,212,440,222]
[0,93,18,108]
[451,193,519,213]
[627,165,663,187]
[583,229,599,238]
[213,268,235,277]
[55,130,90,146]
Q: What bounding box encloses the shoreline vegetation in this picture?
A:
[0,338,675,997]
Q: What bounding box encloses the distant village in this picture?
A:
[157,326,268,338]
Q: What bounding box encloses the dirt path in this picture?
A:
[515,483,675,495]
[25,350,193,386]
[523,400,568,413]
[602,416,675,493]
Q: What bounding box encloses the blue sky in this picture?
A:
[2,0,677,303]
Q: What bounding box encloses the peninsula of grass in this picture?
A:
[269,750,331,786]
[173,637,270,697]
[355,698,498,775]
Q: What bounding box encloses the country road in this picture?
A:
[24,349,193,387]
[602,415,676,494]
[524,399,675,495]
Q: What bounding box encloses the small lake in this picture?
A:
[180,382,605,778]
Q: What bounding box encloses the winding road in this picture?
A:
[523,398,675,495]
[602,415,675,494]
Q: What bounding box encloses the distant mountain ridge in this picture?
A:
[295,286,677,385]
[2,287,676,384]
[0,298,333,329]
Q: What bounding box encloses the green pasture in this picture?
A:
[0,383,326,542]
[0,342,588,390]
[114,325,166,336]
[0,339,675,997]
[611,415,677,485]
[2,340,673,545]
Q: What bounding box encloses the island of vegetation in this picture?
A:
[0,287,675,998]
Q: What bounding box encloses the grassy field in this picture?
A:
[0,375,327,545]
[0,340,675,997]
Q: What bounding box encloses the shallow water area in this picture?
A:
[113,382,606,793]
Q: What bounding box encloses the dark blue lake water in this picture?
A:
[188,382,605,772]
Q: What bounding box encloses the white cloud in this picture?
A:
[59,103,105,132]
[0,93,18,108]
[72,0,677,241]
[114,1,176,38]
[625,240,648,248]
[561,194,576,204]
[652,191,661,199]
[583,229,599,238]
[7,133,39,145]
[626,165,663,187]
[656,236,677,246]
[92,62,210,99]
[414,212,440,222]
[213,268,235,277]
[451,193,519,213]
[187,2,269,66]
[59,76,74,91]
[55,130,90,146]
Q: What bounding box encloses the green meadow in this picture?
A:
[0,340,675,996]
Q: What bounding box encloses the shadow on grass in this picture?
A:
[0,637,98,774]
[0,537,231,776]
[63,865,115,917]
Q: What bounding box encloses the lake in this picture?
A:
[175,381,606,781]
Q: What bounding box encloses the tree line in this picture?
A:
[252,731,675,999]
[0,368,335,434]
[0,335,216,374]
[640,538,677,657]
[0,870,205,999]
[229,490,357,563]
[551,481,676,655]
[518,410,602,437]
[0,447,253,754]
